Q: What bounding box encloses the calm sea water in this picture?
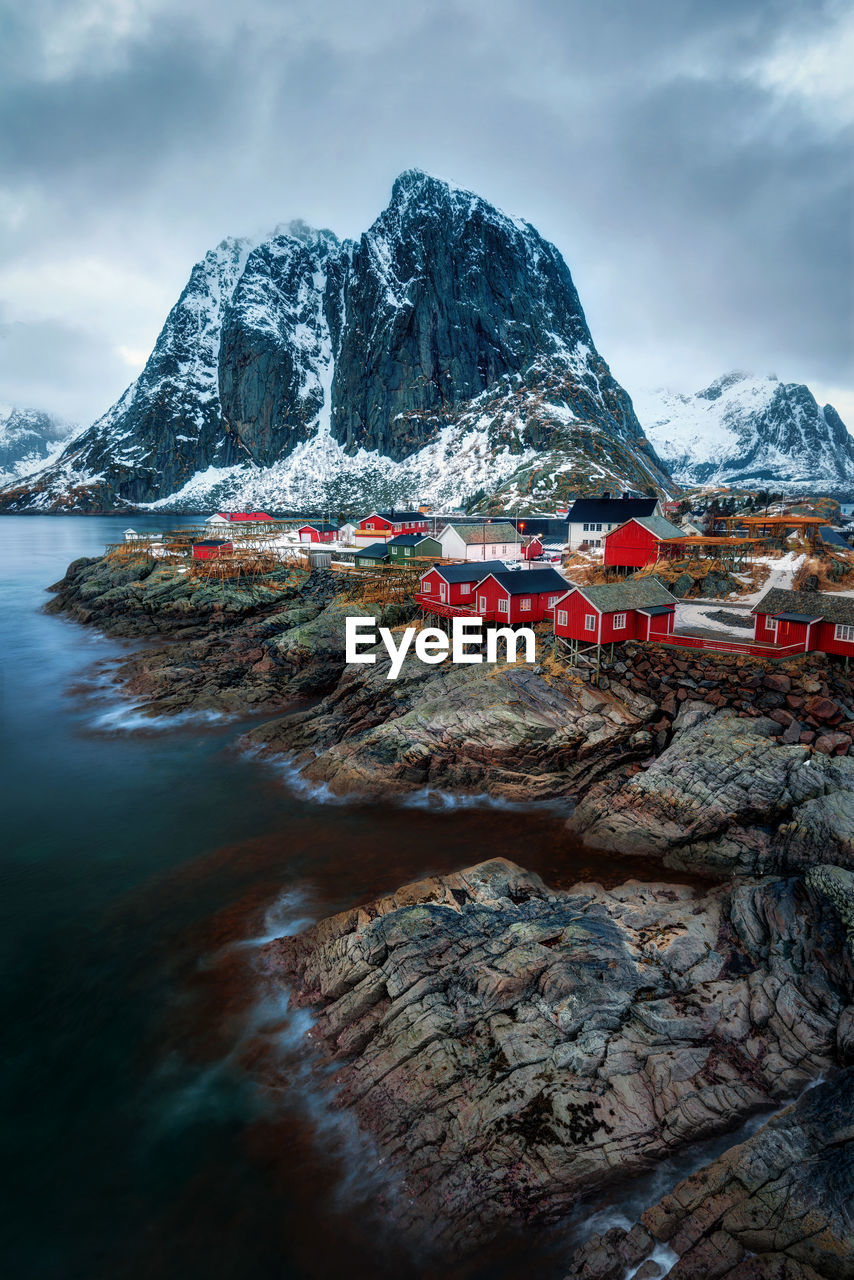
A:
[0,515,688,1280]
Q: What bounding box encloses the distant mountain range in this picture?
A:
[1,176,851,514]
[637,373,854,493]
[0,407,75,485]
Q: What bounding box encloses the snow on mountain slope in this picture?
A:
[638,373,854,492]
[0,407,76,482]
[0,172,671,512]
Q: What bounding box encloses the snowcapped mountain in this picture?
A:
[0,170,671,513]
[0,407,75,483]
[637,373,854,493]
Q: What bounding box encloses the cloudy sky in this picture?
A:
[1,0,852,429]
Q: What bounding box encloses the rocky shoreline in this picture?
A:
[49,552,854,1276]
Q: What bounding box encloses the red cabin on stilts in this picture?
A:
[603,516,685,570]
[553,579,677,646]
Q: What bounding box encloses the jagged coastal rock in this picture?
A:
[565,1066,854,1279]
[260,858,854,1252]
[638,372,854,493]
[1,171,670,512]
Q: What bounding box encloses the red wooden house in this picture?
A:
[521,536,544,561]
[473,568,572,624]
[297,522,337,544]
[216,511,274,525]
[418,561,508,609]
[603,516,685,569]
[355,510,431,543]
[553,578,677,645]
[192,539,233,560]
[752,588,854,656]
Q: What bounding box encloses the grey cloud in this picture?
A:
[0,0,850,426]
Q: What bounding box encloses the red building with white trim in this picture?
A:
[192,539,233,560]
[553,579,677,645]
[355,511,431,543]
[418,561,507,608]
[297,522,337,544]
[473,568,571,624]
[603,516,685,570]
[752,588,854,656]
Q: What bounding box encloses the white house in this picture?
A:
[437,521,523,562]
[338,522,356,545]
[205,514,231,529]
[565,497,662,551]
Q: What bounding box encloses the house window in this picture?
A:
[366,522,374,530]
[557,610,568,626]
[501,545,507,554]
[767,618,778,635]
[613,612,626,629]
[520,597,531,611]
[460,582,471,594]
[834,624,854,642]
[585,613,596,631]
[548,596,558,606]
[394,524,401,532]
[583,522,603,532]
[498,598,509,613]
[404,546,411,556]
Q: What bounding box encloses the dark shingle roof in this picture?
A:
[354,543,389,560]
[628,515,686,540]
[482,567,572,596]
[567,498,658,523]
[753,587,854,625]
[574,578,676,612]
[374,510,426,521]
[430,561,508,583]
[388,534,436,547]
[507,518,570,541]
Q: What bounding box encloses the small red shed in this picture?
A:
[192,539,233,560]
[473,568,571,624]
[521,536,544,561]
[217,511,274,525]
[298,522,337,544]
[752,588,854,656]
[603,516,685,570]
[553,578,677,645]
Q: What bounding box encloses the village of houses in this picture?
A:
[120,492,854,671]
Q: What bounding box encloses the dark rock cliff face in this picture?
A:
[0,171,668,511]
[218,227,339,464]
[329,171,649,462]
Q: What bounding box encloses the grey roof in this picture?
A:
[627,515,686,540]
[354,543,389,560]
[753,587,854,625]
[373,510,427,521]
[820,526,851,548]
[572,577,677,613]
[299,521,337,532]
[482,567,572,596]
[567,498,658,523]
[431,560,508,583]
[443,522,519,544]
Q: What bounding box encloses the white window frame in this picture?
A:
[478,595,487,612]
[520,597,531,611]
[459,582,471,594]
[547,596,558,606]
[498,598,509,614]
[613,612,627,629]
[834,623,854,642]
[557,609,568,626]
[767,617,778,635]
[404,546,411,556]
[585,613,596,631]
[366,522,374,530]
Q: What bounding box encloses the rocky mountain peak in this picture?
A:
[0,171,671,512]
